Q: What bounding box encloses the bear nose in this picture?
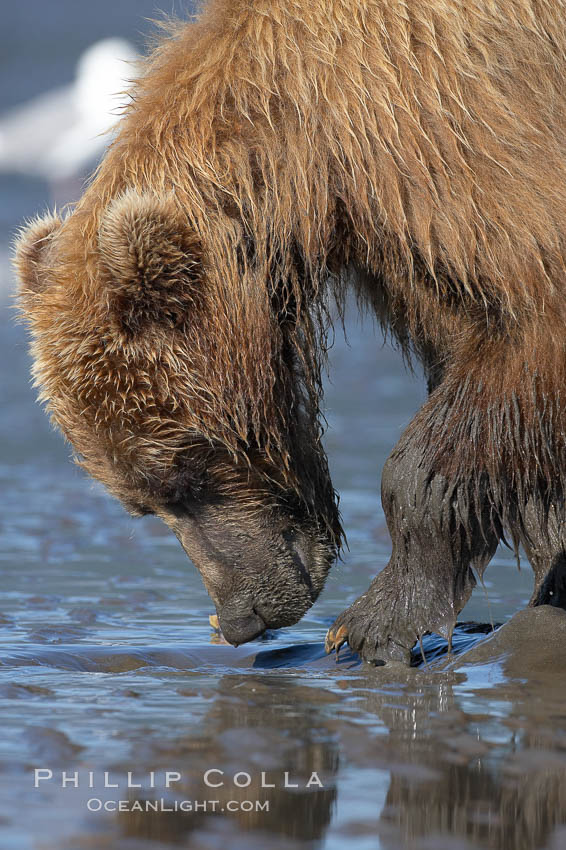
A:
[217,602,266,646]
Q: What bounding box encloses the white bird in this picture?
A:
[0,38,138,199]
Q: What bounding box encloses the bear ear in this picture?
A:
[14,212,62,310]
[98,189,203,334]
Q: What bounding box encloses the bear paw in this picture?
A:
[325,591,414,666]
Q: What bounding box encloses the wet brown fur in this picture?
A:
[13,0,566,652]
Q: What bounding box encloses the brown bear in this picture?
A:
[14,0,566,663]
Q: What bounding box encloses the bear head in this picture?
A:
[15,189,342,646]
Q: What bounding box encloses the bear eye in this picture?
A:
[123,499,154,517]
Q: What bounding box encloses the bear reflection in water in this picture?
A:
[56,610,565,850]
[114,667,566,849]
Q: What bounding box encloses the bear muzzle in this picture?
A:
[158,500,333,645]
[216,597,267,646]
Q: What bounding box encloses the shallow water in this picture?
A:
[3,4,566,848]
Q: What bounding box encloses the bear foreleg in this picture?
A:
[326,426,500,664]
[510,498,566,609]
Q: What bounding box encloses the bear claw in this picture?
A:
[325,624,349,658]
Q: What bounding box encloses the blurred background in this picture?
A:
[0,5,545,850]
[0,0,183,227]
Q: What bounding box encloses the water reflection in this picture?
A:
[114,675,339,845]
[13,611,565,850]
